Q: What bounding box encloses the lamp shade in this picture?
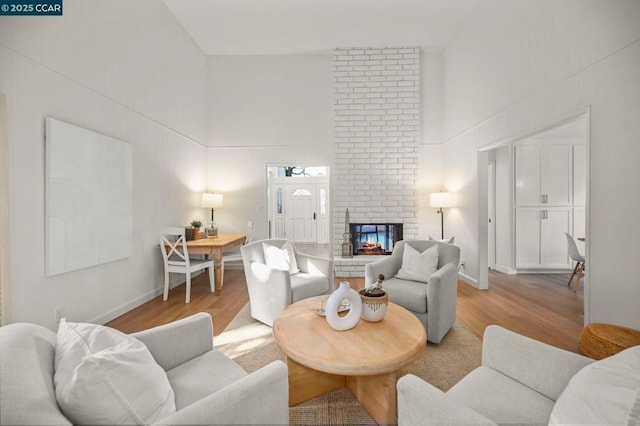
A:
[430,192,455,208]
[201,193,223,209]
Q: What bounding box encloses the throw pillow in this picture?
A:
[396,244,439,283]
[263,241,299,274]
[549,345,640,425]
[429,235,455,244]
[54,319,176,425]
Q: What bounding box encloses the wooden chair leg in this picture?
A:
[573,263,584,293]
[221,260,225,288]
[567,262,580,287]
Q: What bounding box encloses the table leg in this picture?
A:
[212,249,223,293]
[287,358,345,406]
[346,372,397,425]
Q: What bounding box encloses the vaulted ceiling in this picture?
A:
[163,0,479,55]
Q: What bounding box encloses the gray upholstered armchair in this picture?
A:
[241,239,333,327]
[397,325,594,425]
[365,240,460,343]
[0,313,289,425]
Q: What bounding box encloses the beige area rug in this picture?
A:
[214,304,482,425]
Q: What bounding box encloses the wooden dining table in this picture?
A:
[185,233,246,292]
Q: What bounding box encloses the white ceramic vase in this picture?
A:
[325,281,362,331]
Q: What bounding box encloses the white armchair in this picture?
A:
[241,239,333,326]
[397,325,594,425]
[0,313,289,425]
[365,240,460,343]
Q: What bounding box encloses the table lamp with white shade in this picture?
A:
[429,192,455,240]
[201,192,223,238]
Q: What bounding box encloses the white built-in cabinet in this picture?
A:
[515,142,585,270]
[515,144,572,206]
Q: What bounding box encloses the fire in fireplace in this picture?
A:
[350,223,403,255]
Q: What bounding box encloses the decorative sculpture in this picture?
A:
[341,208,353,258]
[325,281,362,331]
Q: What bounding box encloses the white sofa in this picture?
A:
[0,313,289,425]
[398,324,640,425]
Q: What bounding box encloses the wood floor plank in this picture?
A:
[107,269,584,353]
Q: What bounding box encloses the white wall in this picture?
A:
[206,54,332,148]
[0,0,208,329]
[441,0,640,328]
[205,54,333,240]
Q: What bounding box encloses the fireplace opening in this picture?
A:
[350,223,403,255]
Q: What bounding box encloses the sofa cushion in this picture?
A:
[291,272,330,302]
[447,365,555,424]
[549,345,640,424]
[384,277,429,313]
[263,241,299,274]
[166,349,248,410]
[396,244,438,283]
[0,323,71,425]
[54,319,176,425]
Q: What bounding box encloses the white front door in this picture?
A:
[285,185,317,243]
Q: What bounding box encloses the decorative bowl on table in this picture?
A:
[358,288,388,322]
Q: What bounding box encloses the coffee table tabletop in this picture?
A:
[273,295,426,424]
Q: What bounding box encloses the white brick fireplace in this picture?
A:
[332,47,421,277]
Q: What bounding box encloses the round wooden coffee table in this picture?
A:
[273,296,426,424]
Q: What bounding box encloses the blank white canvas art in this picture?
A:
[45,118,133,276]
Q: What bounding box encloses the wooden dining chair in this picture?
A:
[220,221,253,286]
[564,232,585,293]
[160,227,214,303]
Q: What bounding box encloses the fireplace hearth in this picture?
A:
[350,223,403,256]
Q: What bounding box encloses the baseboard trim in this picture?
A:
[89,271,206,325]
[493,265,517,275]
[90,287,163,325]
[458,272,479,288]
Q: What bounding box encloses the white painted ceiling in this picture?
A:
[163,0,478,55]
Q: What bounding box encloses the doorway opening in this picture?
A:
[478,110,590,321]
[267,165,330,256]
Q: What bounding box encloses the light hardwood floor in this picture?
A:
[107,269,584,353]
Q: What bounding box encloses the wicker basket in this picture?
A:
[579,323,640,360]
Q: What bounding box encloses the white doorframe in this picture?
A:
[488,161,496,269]
[266,166,330,245]
[0,93,11,325]
[476,108,591,324]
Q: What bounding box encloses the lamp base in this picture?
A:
[206,222,218,238]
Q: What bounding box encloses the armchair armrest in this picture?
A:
[246,262,292,303]
[132,312,214,371]
[425,262,459,343]
[482,325,593,400]
[296,252,333,280]
[397,374,495,425]
[364,256,401,285]
[154,361,289,425]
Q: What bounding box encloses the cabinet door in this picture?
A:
[541,145,572,205]
[573,145,586,206]
[516,208,541,267]
[541,208,571,266]
[515,145,542,206]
